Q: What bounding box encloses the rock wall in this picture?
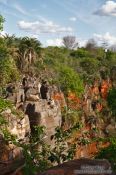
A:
[24,99,62,144]
[0,108,30,161]
[1,108,30,141]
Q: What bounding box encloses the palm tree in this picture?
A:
[16,37,41,72]
[4,34,20,58]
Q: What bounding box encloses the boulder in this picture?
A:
[1,109,30,141]
[0,109,30,161]
[0,158,25,175]
[38,159,113,175]
[24,100,61,144]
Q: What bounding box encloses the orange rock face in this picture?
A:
[101,80,111,99]
[67,92,81,110]
[52,92,66,107]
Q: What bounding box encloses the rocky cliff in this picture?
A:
[0,75,115,175]
[0,108,30,161]
[24,99,61,144]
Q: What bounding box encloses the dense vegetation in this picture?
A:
[0,15,116,174]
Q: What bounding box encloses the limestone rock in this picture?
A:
[1,109,30,140]
[26,94,39,101]
[24,100,61,144]
[0,109,30,161]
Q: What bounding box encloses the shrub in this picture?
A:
[107,88,116,116]
[57,66,84,96]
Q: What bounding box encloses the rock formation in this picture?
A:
[24,99,61,144]
[0,108,30,160]
[0,108,30,175]
[38,159,113,175]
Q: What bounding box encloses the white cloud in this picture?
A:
[0,30,6,37]
[78,39,87,47]
[93,32,116,45]
[45,34,116,48]
[94,1,116,17]
[0,0,29,16]
[45,37,87,47]
[46,38,63,47]
[69,17,77,21]
[18,20,73,34]
[13,4,29,15]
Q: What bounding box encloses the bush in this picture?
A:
[57,66,84,96]
[107,88,116,116]
[96,138,116,171]
[0,57,19,86]
[70,48,90,58]
[80,57,99,75]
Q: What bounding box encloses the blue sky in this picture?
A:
[0,0,116,46]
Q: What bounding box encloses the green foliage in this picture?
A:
[44,47,70,66]
[80,57,99,75]
[20,124,82,173]
[57,66,84,96]
[0,14,5,31]
[0,57,19,86]
[0,118,82,174]
[70,48,91,58]
[0,98,13,112]
[107,88,116,116]
[0,15,116,174]
[18,37,41,54]
[96,138,116,171]
[17,37,41,71]
[62,108,82,127]
[0,38,8,58]
[48,124,82,165]
[0,34,20,87]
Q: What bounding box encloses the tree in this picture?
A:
[63,36,78,49]
[96,138,116,171]
[0,56,19,86]
[16,37,41,71]
[80,57,99,75]
[3,34,20,59]
[70,48,91,58]
[107,88,116,116]
[85,39,97,51]
[0,14,5,32]
[0,33,19,87]
[58,66,84,96]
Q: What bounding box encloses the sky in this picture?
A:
[0,0,116,47]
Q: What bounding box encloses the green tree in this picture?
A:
[58,66,84,96]
[80,57,99,75]
[107,88,116,116]
[0,56,19,86]
[96,138,116,171]
[0,14,5,31]
[17,37,41,72]
[0,35,19,87]
[70,48,91,58]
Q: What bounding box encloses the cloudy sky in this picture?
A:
[0,0,116,47]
